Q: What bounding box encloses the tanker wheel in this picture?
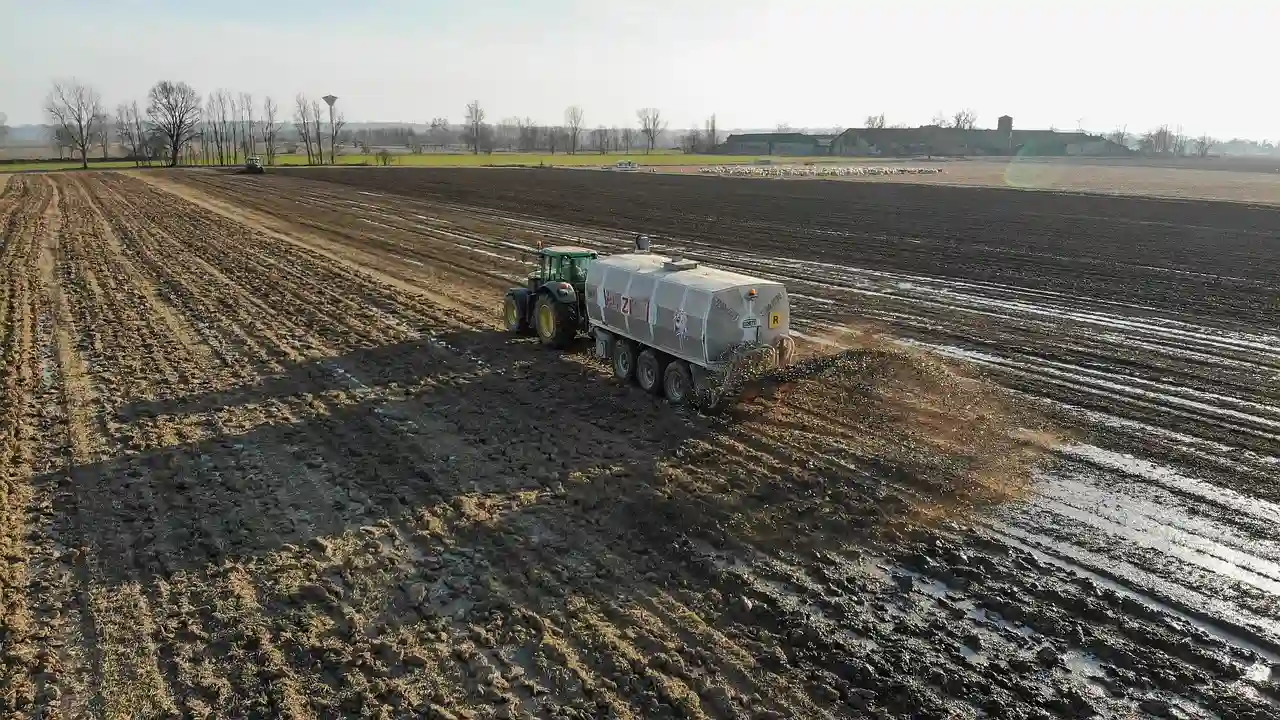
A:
[503,296,529,334]
[663,361,693,405]
[636,349,667,394]
[613,339,637,382]
[534,294,575,348]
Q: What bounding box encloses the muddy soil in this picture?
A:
[0,169,1276,719]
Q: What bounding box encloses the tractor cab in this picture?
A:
[527,246,597,293]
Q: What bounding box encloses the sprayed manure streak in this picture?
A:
[140,168,1280,718]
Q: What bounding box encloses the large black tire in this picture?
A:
[613,339,637,382]
[534,293,576,348]
[636,349,666,394]
[663,360,693,405]
[503,295,529,334]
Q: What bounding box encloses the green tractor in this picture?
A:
[503,246,598,348]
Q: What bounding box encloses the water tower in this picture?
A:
[997,115,1013,153]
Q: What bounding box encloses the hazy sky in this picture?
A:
[2,0,1276,138]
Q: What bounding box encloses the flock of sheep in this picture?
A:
[697,165,945,178]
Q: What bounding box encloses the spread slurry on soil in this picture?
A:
[0,169,1275,719]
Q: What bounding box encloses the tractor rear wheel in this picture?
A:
[503,295,529,334]
[613,339,637,382]
[636,349,666,394]
[663,361,693,405]
[534,294,575,348]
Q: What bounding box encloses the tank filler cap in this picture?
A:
[663,259,699,271]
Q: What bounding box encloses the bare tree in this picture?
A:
[261,96,281,165]
[115,104,140,165]
[426,117,451,149]
[564,105,585,154]
[704,114,718,153]
[930,111,948,127]
[621,127,634,153]
[775,123,793,133]
[680,126,702,154]
[1141,125,1174,155]
[464,101,485,154]
[129,101,151,165]
[309,99,325,165]
[329,111,346,164]
[951,109,978,130]
[1107,125,1129,148]
[514,117,538,152]
[1194,134,1215,158]
[865,113,887,129]
[294,94,314,163]
[147,80,202,167]
[205,93,222,163]
[94,111,111,160]
[637,108,666,154]
[46,79,103,169]
[240,92,255,157]
[1172,125,1188,157]
[230,93,243,164]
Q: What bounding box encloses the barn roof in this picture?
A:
[725,133,818,144]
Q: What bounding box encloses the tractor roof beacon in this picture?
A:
[501,239,796,409]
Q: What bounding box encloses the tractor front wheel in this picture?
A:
[503,295,529,334]
[534,294,575,348]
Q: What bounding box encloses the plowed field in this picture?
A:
[1,168,1277,720]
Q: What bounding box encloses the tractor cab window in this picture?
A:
[540,254,563,282]
[538,253,594,284]
[568,255,592,283]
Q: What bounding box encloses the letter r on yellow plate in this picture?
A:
[769,312,781,329]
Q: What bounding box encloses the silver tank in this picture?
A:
[584,253,790,369]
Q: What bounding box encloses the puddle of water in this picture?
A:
[987,522,1280,661]
[958,645,986,665]
[1061,649,1106,677]
[927,344,1280,432]
[791,293,837,305]
[1245,662,1273,682]
[1063,444,1280,527]
[1031,479,1280,594]
[967,606,1037,638]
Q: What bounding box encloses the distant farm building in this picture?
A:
[723,116,1129,158]
[722,133,837,156]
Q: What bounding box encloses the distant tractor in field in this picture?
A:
[503,238,795,406]
[242,156,264,174]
